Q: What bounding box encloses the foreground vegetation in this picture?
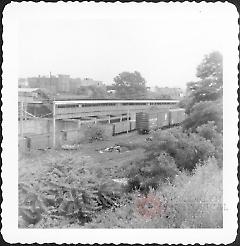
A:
[87,158,222,228]
[18,152,222,228]
[18,121,223,228]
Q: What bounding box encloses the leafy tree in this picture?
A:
[179,51,223,133]
[181,51,223,114]
[196,51,223,81]
[77,85,108,99]
[88,86,108,99]
[113,71,147,99]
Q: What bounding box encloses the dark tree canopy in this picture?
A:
[180,51,223,132]
[183,99,223,132]
[113,71,147,99]
[77,85,108,99]
[180,51,223,114]
[192,51,223,104]
[196,51,223,81]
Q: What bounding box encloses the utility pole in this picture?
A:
[127,106,129,134]
[53,100,56,148]
[20,101,24,137]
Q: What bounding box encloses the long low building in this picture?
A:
[53,99,179,120]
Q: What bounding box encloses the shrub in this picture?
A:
[83,124,107,142]
[196,121,223,167]
[144,127,216,171]
[126,152,179,193]
[157,157,223,228]
[18,158,122,227]
[88,158,223,228]
[182,100,223,132]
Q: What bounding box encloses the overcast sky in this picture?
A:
[17,3,230,89]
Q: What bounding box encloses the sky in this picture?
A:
[16,3,230,89]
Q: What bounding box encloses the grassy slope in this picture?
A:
[86,158,223,228]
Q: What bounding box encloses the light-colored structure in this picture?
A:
[24,75,105,94]
[154,87,184,99]
[18,78,29,88]
[80,78,104,87]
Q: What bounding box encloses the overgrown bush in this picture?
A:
[144,127,216,171]
[196,121,223,167]
[182,99,223,132]
[83,124,107,142]
[126,152,179,193]
[18,158,123,227]
[156,157,223,228]
[87,158,223,228]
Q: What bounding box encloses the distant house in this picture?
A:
[18,78,29,88]
[25,75,105,94]
[18,88,52,118]
[80,78,104,87]
[107,89,116,95]
[106,85,116,95]
[154,87,184,99]
[18,88,50,102]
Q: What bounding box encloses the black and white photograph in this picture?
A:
[1,2,238,244]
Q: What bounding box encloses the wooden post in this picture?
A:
[108,115,111,124]
[53,101,56,148]
[20,101,24,137]
[127,107,129,134]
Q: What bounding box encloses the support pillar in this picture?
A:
[53,101,56,148]
[20,101,24,137]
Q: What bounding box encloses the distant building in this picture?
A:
[27,75,58,93]
[81,78,104,87]
[107,89,116,95]
[154,87,184,99]
[58,74,71,92]
[18,78,29,88]
[18,88,50,102]
[69,78,81,92]
[18,88,52,118]
[22,75,105,95]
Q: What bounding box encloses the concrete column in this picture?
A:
[20,101,24,137]
[53,101,56,148]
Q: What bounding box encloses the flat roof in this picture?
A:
[18,88,41,93]
[54,99,179,105]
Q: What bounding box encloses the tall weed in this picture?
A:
[88,158,222,228]
[145,127,216,170]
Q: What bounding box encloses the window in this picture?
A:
[57,104,78,108]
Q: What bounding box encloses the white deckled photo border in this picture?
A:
[1,2,239,244]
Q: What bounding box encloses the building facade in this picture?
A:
[154,87,184,99]
[22,75,105,94]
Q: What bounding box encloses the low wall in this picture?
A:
[18,118,78,136]
[18,121,115,151]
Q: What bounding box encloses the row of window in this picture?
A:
[150,102,172,105]
[56,102,174,109]
[82,103,116,107]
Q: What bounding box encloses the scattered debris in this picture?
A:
[112,178,129,186]
[145,137,153,142]
[98,145,122,153]
[61,144,81,150]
